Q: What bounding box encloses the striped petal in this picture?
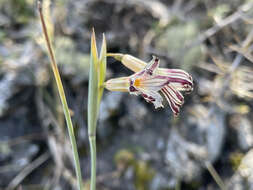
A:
[161,85,184,116]
[130,57,167,91]
[159,69,193,92]
[140,88,164,109]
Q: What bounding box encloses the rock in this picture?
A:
[97,92,123,139]
[54,36,90,85]
[184,104,226,162]
[150,173,170,190]
[230,114,253,151]
[165,129,206,183]
[163,104,225,186]
[0,41,47,116]
[11,143,39,167]
[0,142,39,187]
[228,149,253,190]
[0,72,16,116]
[99,92,123,122]
[156,21,205,70]
[118,97,148,130]
[206,106,226,162]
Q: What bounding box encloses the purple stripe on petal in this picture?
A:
[142,93,148,98]
[151,57,159,71]
[154,75,193,92]
[163,87,182,106]
[164,68,191,77]
[165,85,184,102]
[161,88,180,115]
[159,69,193,82]
[168,78,193,86]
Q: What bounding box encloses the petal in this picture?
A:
[164,85,184,105]
[121,54,147,72]
[130,57,168,91]
[167,77,193,93]
[140,88,164,109]
[144,56,160,75]
[135,75,169,91]
[161,85,184,115]
[159,69,193,92]
[105,77,130,92]
[159,68,192,80]
[168,82,193,92]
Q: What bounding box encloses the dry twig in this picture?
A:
[7,152,50,190]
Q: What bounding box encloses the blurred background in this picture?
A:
[1,0,253,189]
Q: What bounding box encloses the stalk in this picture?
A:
[89,135,96,190]
[87,29,98,190]
[88,30,107,190]
[38,1,83,190]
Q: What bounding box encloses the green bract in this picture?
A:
[88,29,107,190]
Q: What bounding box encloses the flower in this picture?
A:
[105,54,193,115]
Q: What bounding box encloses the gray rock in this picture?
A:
[99,92,123,122]
[0,73,16,116]
[118,97,148,130]
[230,114,253,150]
[206,106,226,162]
[150,173,170,190]
[228,149,253,190]
[163,104,226,185]
[0,142,39,187]
[0,42,46,116]
[165,129,205,182]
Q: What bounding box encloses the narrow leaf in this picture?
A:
[88,29,99,135]
[98,33,107,105]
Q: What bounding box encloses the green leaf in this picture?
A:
[98,33,107,106]
[88,28,99,135]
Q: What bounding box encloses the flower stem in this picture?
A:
[38,1,83,190]
[89,135,96,190]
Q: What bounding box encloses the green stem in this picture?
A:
[89,136,96,190]
[38,2,83,190]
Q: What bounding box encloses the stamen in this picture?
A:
[134,78,141,87]
[149,96,155,101]
[142,93,148,98]
[129,86,137,92]
[146,69,153,75]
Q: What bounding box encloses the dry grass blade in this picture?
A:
[37,1,83,190]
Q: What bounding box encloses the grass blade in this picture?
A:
[37,1,83,190]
